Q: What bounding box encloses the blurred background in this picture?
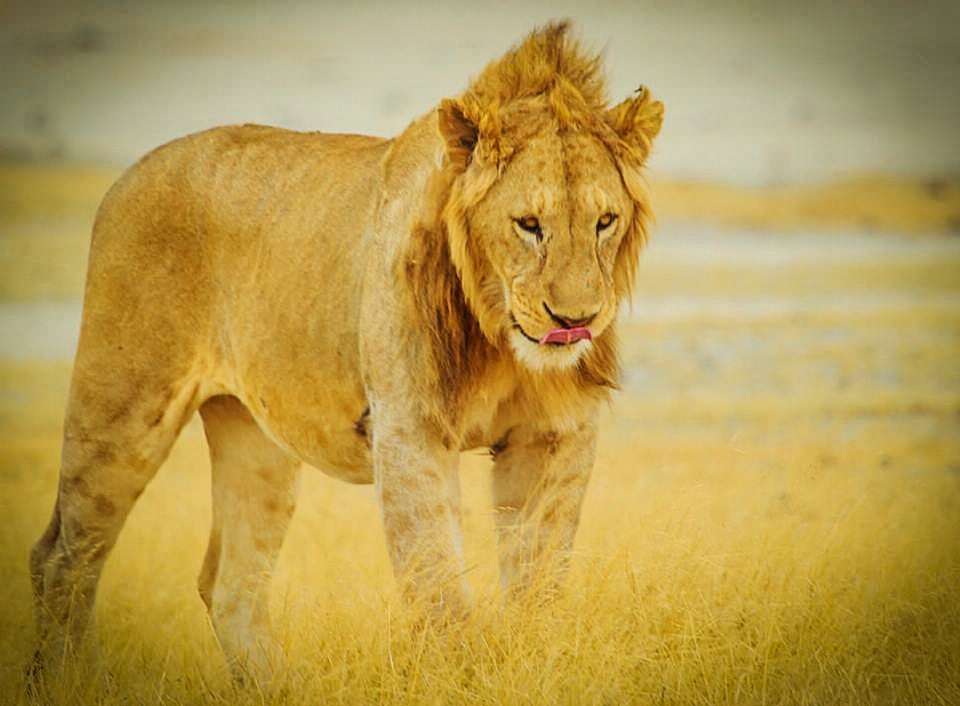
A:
[1,2,959,702]
[2,0,960,184]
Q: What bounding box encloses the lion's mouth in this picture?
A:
[511,316,593,347]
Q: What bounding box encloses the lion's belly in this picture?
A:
[295,430,373,486]
[251,399,374,484]
[224,266,374,481]
[233,359,374,484]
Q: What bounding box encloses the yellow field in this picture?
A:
[1,166,959,704]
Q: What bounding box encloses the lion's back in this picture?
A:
[78,124,390,417]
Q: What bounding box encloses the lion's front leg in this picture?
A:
[491,423,597,597]
[373,420,470,619]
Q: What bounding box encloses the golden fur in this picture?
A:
[29,21,662,684]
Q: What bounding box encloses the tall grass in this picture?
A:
[2,362,958,705]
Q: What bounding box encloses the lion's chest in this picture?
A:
[456,378,519,451]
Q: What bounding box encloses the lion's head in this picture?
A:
[437,21,663,374]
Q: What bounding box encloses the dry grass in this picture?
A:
[0,164,113,300]
[653,175,960,235]
[1,163,959,703]
[0,164,116,221]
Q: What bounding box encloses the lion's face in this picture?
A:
[468,132,633,370]
[438,83,662,375]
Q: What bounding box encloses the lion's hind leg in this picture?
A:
[29,357,203,687]
[198,395,300,686]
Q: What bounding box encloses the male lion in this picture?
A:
[30,21,662,682]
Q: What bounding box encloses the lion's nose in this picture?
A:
[544,303,598,329]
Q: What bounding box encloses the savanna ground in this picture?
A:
[1,166,959,704]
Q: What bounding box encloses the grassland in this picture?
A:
[1,165,959,704]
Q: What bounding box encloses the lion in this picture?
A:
[29,21,662,684]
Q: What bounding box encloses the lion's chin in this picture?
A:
[507,329,590,372]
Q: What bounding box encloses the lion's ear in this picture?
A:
[608,86,664,162]
[438,99,479,169]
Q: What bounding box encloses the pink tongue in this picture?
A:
[539,327,593,346]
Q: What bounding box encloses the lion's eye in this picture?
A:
[515,216,543,241]
[596,213,618,234]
